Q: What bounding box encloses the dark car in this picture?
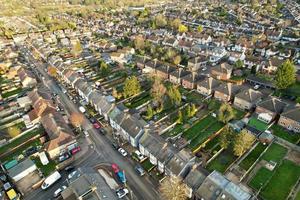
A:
[135,165,145,176]
[112,142,119,150]
[89,117,96,123]
[65,165,75,172]
[25,146,38,157]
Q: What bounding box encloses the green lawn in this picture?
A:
[271,125,300,144]
[0,127,44,155]
[206,99,221,111]
[141,159,155,172]
[125,91,152,108]
[233,108,246,120]
[185,91,204,104]
[32,157,56,176]
[1,88,23,98]
[249,167,273,190]
[240,143,268,171]
[248,117,269,132]
[295,190,300,200]
[206,150,237,173]
[162,124,184,138]
[203,135,220,151]
[261,159,300,200]
[261,143,287,163]
[183,115,214,139]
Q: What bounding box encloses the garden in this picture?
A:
[239,142,268,171]
[206,149,238,173]
[271,125,300,145]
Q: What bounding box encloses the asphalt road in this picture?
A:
[21,45,161,200]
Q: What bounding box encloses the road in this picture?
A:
[20,45,161,200]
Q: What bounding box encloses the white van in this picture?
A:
[41,171,61,190]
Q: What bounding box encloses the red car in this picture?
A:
[93,122,101,129]
[111,163,120,173]
[71,146,81,155]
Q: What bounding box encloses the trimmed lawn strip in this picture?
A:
[1,88,23,98]
[295,190,300,200]
[1,139,41,162]
[206,150,237,173]
[203,135,220,151]
[271,125,300,144]
[240,143,267,171]
[0,127,44,155]
[261,159,300,200]
[248,117,269,132]
[183,115,213,139]
[233,108,245,120]
[125,91,152,109]
[249,167,273,190]
[261,143,287,163]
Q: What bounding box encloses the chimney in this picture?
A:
[228,82,232,96]
[208,77,212,90]
[162,142,168,149]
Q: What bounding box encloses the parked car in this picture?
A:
[64,165,75,172]
[41,171,61,190]
[83,131,89,137]
[25,146,38,157]
[116,188,129,199]
[53,185,67,198]
[118,148,128,157]
[134,150,145,161]
[112,142,119,150]
[67,170,81,181]
[71,146,81,155]
[89,117,96,123]
[111,163,120,173]
[93,122,101,129]
[58,153,70,163]
[135,165,145,176]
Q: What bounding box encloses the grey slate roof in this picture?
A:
[257,96,288,113]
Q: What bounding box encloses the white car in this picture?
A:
[254,85,260,90]
[118,148,128,157]
[116,188,129,198]
[53,185,67,198]
[68,170,81,180]
[135,150,145,161]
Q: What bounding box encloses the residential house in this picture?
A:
[162,37,178,47]
[262,57,284,74]
[187,55,208,72]
[214,82,241,102]
[143,60,158,74]
[155,64,175,80]
[213,36,230,47]
[139,132,174,173]
[228,51,245,63]
[195,171,251,200]
[165,149,195,178]
[95,95,114,121]
[182,72,203,90]
[244,55,264,72]
[169,68,189,85]
[17,68,37,88]
[255,40,271,57]
[246,75,275,89]
[177,39,193,52]
[209,47,227,63]
[255,96,288,124]
[278,105,300,133]
[135,56,150,69]
[184,166,208,199]
[233,37,253,52]
[196,77,221,96]
[233,87,264,110]
[211,62,233,80]
[41,112,76,158]
[265,45,279,58]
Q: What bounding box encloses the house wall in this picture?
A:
[214,91,230,102]
[197,86,211,96]
[255,106,276,122]
[233,97,253,110]
[11,165,37,182]
[169,76,180,85]
[182,80,194,89]
[278,116,300,133]
[47,140,77,159]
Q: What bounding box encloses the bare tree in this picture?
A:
[70,112,84,129]
[160,176,188,200]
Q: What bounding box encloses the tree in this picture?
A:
[186,104,191,118]
[70,112,84,129]
[233,130,255,156]
[99,61,111,76]
[7,126,21,137]
[173,55,182,65]
[155,14,167,28]
[190,104,197,117]
[48,66,57,77]
[123,76,141,98]
[72,41,82,57]
[218,103,235,124]
[178,24,188,33]
[296,97,300,104]
[112,87,122,99]
[235,59,244,69]
[146,105,154,120]
[134,35,145,50]
[151,78,167,104]
[160,176,187,200]
[177,110,183,124]
[168,86,182,106]
[219,126,234,149]
[251,0,259,9]
[171,18,181,30]
[275,60,296,89]
[197,25,203,33]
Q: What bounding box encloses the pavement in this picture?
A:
[20,45,161,200]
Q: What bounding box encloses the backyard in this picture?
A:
[248,117,269,132]
[183,115,224,151]
[271,125,300,145]
[206,149,237,174]
[260,143,288,163]
[239,142,268,171]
